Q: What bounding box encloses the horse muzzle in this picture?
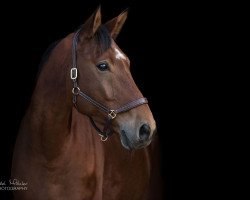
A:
[119,122,156,150]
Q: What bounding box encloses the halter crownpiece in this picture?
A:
[70,29,148,141]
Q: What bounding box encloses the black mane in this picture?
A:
[38,25,111,72]
[37,39,61,73]
[93,25,112,53]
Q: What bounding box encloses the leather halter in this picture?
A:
[70,29,148,141]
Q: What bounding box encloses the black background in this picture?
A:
[0,0,231,199]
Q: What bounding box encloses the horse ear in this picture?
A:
[104,9,128,40]
[80,6,102,39]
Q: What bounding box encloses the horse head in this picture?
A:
[72,7,156,150]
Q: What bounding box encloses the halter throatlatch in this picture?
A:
[71,29,148,141]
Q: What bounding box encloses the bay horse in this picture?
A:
[12,7,162,200]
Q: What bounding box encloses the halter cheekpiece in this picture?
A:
[71,29,148,141]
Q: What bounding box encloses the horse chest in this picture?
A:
[101,137,151,200]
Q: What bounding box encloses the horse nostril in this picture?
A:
[139,124,151,141]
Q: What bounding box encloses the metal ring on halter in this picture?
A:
[100,134,108,142]
[108,110,117,119]
[72,87,80,95]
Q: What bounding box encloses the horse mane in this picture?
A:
[93,25,112,54]
[38,25,111,73]
[37,39,61,76]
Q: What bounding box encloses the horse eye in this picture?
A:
[96,62,109,71]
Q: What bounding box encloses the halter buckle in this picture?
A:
[108,110,117,119]
[70,68,77,80]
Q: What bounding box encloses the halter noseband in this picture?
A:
[71,29,148,141]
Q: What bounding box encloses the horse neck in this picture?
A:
[27,35,75,159]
